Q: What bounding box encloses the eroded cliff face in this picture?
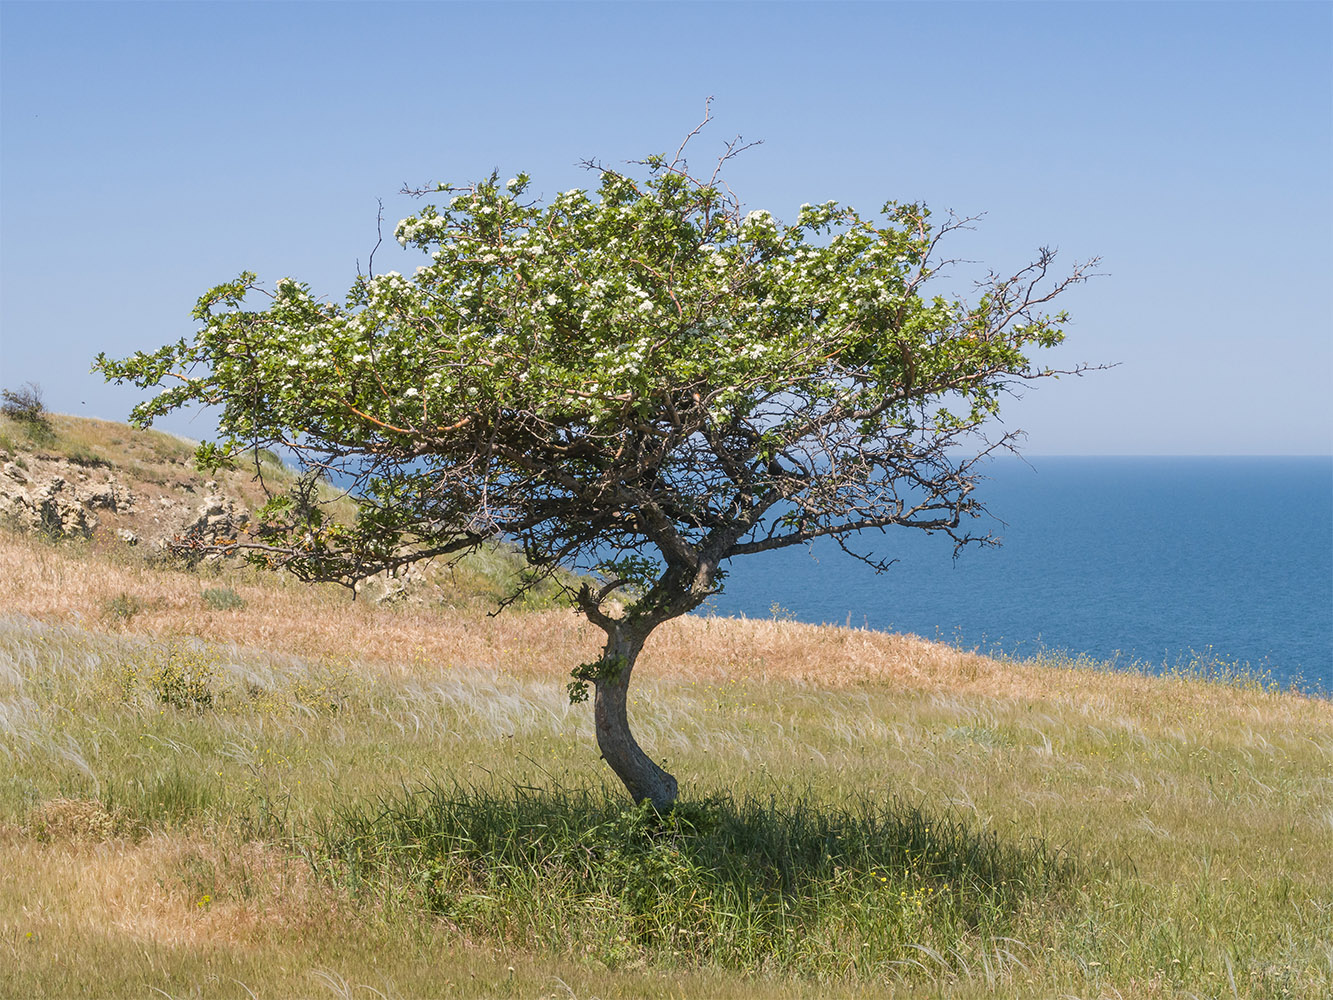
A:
[0,448,249,555]
[2,457,137,538]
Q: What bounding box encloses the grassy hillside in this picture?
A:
[0,416,1329,998]
[0,411,569,609]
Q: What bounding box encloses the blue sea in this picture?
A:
[706,457,1332,695]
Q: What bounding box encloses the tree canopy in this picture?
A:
[98,122,1095,807]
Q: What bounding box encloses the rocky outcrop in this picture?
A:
[0,462,136,537]
[0,420,268,560]
[176,482,250,555]
[0,455,247,555]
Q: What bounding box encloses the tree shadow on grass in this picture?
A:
[308,782,1076,977]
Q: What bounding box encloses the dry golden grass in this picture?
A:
[2,820,326,953]
[3,525,1331,997]
[1,529,1322,738]
[3,410,1321,736]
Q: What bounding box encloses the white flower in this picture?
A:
[546,294,558,306]
[404,388,419,397]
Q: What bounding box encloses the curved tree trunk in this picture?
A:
[593,629,678,809]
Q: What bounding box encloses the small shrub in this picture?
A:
[147,647,217,711]
[118,645,219,712]
[105,592,146,622]
[202,585,245,611]
[1,381,49,427]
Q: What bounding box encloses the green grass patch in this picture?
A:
[311,782,1072,977]
[201,586,246,611]
[64,445,113,469]
[103,592,148,623]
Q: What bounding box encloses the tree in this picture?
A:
[97,117,1096,809]
[2,381,51,430]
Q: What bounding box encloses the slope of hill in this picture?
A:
[0,412,263,551]
[0,414,1330,999]
[0,412,566,608]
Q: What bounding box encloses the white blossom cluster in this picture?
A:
[114,163,1059,462]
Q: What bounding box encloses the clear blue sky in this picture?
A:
[2,1,1329,454]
